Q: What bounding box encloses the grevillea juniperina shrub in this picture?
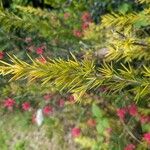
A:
[0,0,150,149]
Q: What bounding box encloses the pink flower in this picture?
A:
[140,115,150,124]
[43,94,52,101]
[43,105,53,115]
[124,144,135,150]
[87,118,96,127]
[4,98,15,110]
[117,108,127,120]
[58,99,65,107]
[143,132,150,144]
[64,12,70,20]
[0,52,4,59]
[81,12,92,22]
[22,102,31,111]
[36,47,44,55]
[71,127,81,138]
[73,29,82,38]
[128,104,138,116]
[82,22,90,30]
[68,95,75,103]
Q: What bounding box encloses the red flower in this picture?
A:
[4,98,15,110]
[143,132,150,144]
[0,52,4,59]
[73,29,82,38]
[22,102,31,111]
[71,127,81,138]
[43,94,52,101]
[82,22,90,31]
[81,12,92,22]
[140,115,150,124]
[117,108,127,120]
[58,99,65,107]
[43,105,53,115]
[37,57,47,64]
[128,104,138,116]
[36,47,44,55]
[64,12,70,20]
[68,95,75,103]
[87,118,96,127]
[124,144,135,150]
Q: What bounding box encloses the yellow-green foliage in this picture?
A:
[74,136,96,148]
[0,54,150,101]
[138,0,150,4]
[83,5,150,62]
[0,5,65,38]
[0,0,150,102]
[15,5,56,18]
[83,23,105,45]
[101,7,150,31]
[0,54,100,99]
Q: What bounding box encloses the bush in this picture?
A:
[0,0,150,149]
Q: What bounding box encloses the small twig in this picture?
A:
[121,120,142,144]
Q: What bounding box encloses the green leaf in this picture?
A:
[96,122,104,134]
[134,15,150,28]
[118,3,132,14]
[101,118,109,128]
[92,103,103,118]
[142,124,150,132]
[14,140,26,150]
